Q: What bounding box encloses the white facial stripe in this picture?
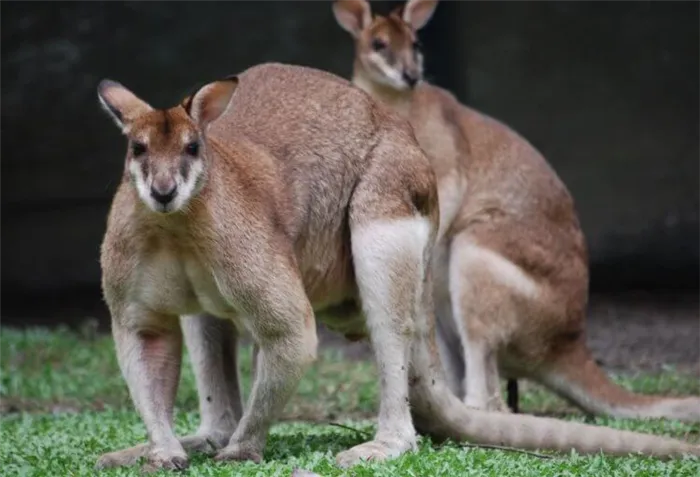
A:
[132,134,150,145]
[367,52,406,88]
[180,130,195,145]
[173,158,204,210]
[416,52,424,71]
[128,159,155,208]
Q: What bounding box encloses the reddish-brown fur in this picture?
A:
[95,61,699,472]
[334,0,700,422]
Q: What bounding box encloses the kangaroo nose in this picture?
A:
[150,182,177,205]
[402,71,418,88]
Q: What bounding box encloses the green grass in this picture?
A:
[1,326,699,476]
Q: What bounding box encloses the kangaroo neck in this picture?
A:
[351,61,413,118]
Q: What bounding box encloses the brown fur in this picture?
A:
[334,0,700,422]
[95,61,698,472]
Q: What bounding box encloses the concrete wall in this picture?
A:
[458,1,698,291]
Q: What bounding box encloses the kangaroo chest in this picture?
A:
[132,248,237,319]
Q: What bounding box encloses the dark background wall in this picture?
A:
[460,1,699,292]
[2,1,698,325]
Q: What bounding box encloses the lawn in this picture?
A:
[1,325,699,476]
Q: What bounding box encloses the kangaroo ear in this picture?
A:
[97,79,153,130]
[179,94,193,111]
[333,0,372,38]
[184,76,239,129]
[402,0,439,31]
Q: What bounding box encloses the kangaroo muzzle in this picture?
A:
[402,70,419,88]
[151,175,178,206]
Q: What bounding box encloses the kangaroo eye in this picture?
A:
[371,38,387,51]
[185,141,199,156]
[132,141,146,157]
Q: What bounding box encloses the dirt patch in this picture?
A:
[585,291,699,374]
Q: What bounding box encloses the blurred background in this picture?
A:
[1,1,698,370]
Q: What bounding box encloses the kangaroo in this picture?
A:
[94,62,699,471]
[334,0,700,422]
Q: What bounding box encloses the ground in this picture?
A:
[1,292,699,476]
[321,291,700,372]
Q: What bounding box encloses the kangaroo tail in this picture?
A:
[537,341,700,423]
[409,330,699,459]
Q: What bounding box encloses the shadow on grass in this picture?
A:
[263,428,367,461]
[151,429,367,470]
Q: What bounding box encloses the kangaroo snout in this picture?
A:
[402,70,419,88]
[150,178,177,206]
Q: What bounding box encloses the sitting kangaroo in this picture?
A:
[333,0,700,422]
[95,62,699,471]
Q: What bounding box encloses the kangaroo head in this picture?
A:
[97,77,238,214]
[334,0,438,91]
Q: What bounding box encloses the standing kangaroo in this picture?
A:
[334,0,700,421]
[95,62,698,471]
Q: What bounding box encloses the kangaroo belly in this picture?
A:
[296,214,357,307]
[300,238,366,340]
